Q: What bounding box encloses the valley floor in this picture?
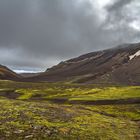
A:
[0,80,140,140]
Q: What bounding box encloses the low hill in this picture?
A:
[0,65,22,80]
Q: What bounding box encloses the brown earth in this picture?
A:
[0,65,22,80]
[26,42,140,85]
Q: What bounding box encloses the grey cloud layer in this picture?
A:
[0,0,140,71]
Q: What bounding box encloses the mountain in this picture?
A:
[27,42,140,85]
[21,72,41,78]
[0,65,21,80]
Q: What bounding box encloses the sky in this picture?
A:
[0,0,140,73]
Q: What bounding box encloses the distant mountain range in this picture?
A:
[20,72,41,78]
[1,42,140,85]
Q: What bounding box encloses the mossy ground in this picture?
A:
[0,80,140,140]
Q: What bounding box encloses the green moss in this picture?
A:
[0,80,140,139]
[69,86,140,101]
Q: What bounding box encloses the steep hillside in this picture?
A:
[0,65,21,80]
[28,42,140,85]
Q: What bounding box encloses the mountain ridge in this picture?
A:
[0,65,22,80]
[0,42,140,85]
[26,42,140,85]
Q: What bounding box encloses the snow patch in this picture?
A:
[129,50,140,60]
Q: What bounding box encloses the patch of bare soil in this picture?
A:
[69,98,140,105]
[0,90,19,99]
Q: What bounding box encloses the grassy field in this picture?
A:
[0,80,140,140]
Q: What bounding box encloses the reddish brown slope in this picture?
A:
[26,43,140,85]
[0,65,21,80]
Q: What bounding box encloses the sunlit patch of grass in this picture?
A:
[16,89,35,100]
[1,82,140,102]
[15,86,139,102]
[69,86,140,101]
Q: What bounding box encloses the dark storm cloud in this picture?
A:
[104,0,140,43]
[0,0,140,71]
[106,0,133,11]
[105,0,134,25]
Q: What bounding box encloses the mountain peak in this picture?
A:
[25,42,140,85]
